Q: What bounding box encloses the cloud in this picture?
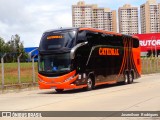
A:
[0,0,159,47]
[0,0,73,47]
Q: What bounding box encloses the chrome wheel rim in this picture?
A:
[87,78,92,89]
[125,74,128,83]
[129,74,133,83]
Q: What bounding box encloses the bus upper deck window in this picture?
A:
[133,39,139,48]
[77,30,87,43]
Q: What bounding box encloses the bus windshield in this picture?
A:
[38,53,71,73]
[39,30,76,50]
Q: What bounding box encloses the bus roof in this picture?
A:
[79,28,139,40]
[43,27,138,39]
[43,27,78,33]
[79,27,122,36]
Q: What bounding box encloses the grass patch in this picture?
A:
[0,62,38,85]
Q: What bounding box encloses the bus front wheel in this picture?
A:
[86,77,94,91]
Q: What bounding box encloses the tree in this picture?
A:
[0,35,27,62]
[0,37,5,56]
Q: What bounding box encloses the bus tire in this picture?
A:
[123,73,129,85]
[55,89,64,93]
[128,73,133,84]
[86,77,94,91]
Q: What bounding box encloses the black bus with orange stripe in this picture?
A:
[38,27,141,92]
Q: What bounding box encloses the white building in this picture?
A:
[118,4,139,35]
[72,1,117,32]
[140,0,160,33]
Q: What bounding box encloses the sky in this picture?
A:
[0,0,160,47]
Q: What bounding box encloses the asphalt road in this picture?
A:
[0,73,160,120]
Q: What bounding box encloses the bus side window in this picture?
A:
[133,38,139,48]
[86,32,94,41]
[86,32,102,45]
[102,34,124,47]
[77,30,87,43]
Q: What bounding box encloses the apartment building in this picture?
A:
[72,1,117,32]
[140,0,160,33]
[118,4,139,35]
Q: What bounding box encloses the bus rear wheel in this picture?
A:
[55,89,64,93]
[128,73,133,84]
[123,73,129,85]
[86,77,94,91]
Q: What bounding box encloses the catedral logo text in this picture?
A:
[99,48,119,56]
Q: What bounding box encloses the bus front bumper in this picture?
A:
[38,80,86,90]
[38,71,87,90]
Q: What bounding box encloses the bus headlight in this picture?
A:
[78,75,81,79]
[38,77,43,82]
[38,77,48,84]
[64,75,74,82]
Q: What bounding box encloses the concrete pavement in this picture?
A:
[0,73,160,120]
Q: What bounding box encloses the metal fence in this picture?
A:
[0,53,38,90]
[141,57,160,74]
[0,55,160,90]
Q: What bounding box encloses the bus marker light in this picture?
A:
[78,75,82,79]
[83,73,86,78]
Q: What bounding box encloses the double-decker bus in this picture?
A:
[38,27,141,92]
